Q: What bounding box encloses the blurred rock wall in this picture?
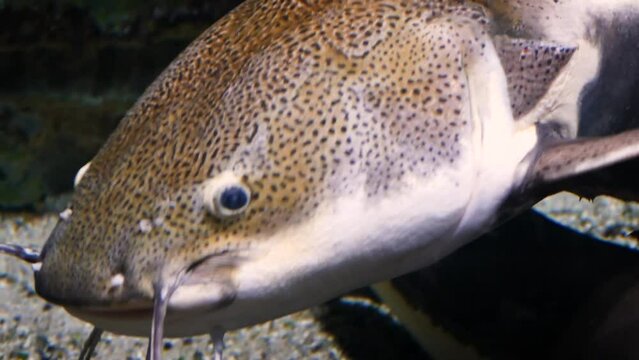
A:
[0,0,243,210]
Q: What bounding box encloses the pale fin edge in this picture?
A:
[527,128,639,187]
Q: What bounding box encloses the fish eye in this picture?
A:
[202,172,251,219]
[218,186,250,212]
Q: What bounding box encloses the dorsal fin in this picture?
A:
[494,36,576,119]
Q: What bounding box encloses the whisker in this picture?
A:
[210,327,226,360]
[0,244,41,264]
[148,285,170,360]
[78,327,104,360]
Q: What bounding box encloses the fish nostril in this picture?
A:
[138,219,153,234]
[110,274,125,289]
[73,162,91,188]
[110,273,125,288]
[107,273,126,296]
[59,208,73,221]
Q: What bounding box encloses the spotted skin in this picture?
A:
[495,36,576,119]
[36,0,495,308]
[37,0,334,306]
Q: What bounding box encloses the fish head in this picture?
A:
[32,0,332,316]
[36,0,487,323]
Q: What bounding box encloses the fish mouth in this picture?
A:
[65,300,154,320]
[64,250,240,322]
[39,250,241,341]
[63,301,158,338]
[64,295,227,339]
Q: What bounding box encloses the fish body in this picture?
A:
[41,0,541,337]
[2,0,639,358]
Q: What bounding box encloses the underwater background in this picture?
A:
[1,1,639,359]
[0,0,245,211]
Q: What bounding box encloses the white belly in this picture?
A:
[77,126,532,338]
[68,163,474,337]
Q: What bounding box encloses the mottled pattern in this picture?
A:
[37,0,496,308]
[495,36,575,118]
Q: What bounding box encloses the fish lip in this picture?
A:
[66,301,154,320]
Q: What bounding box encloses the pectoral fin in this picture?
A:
[524,128,639,199]
[557,157,639,202]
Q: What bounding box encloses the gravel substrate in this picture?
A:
[536,192,639,249]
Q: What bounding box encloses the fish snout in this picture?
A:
[33,220,143,308]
